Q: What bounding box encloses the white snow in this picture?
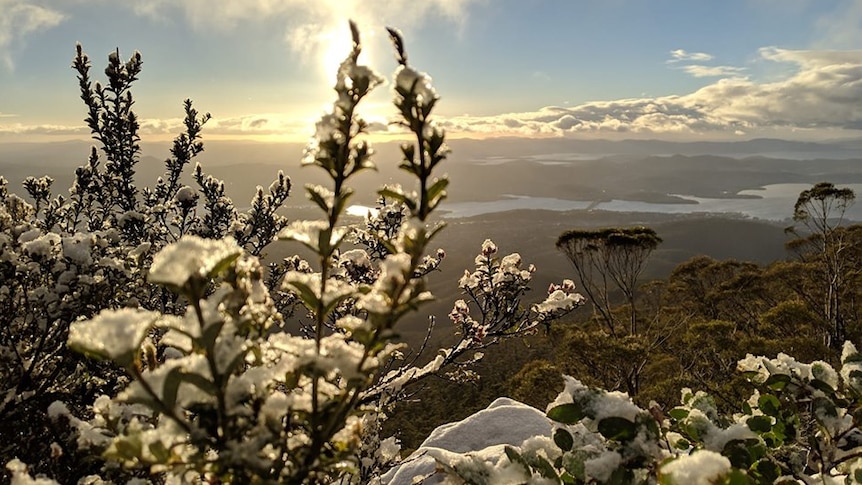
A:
[67,308,161,366]
[381,397,552,485]
[148,235,242,289]
[660,450,731,485]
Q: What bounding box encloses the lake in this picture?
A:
[349,184,862,222]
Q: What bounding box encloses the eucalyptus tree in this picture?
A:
[786,182,856,347]
[556,226,661,335]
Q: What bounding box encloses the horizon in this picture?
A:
[2,1,862,143]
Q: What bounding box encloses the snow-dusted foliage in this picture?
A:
[9,19,859,485]
[0,42,294,481]
[432,345,862,485]
[2,24,583,483]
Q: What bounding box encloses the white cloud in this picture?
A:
[679,65,747,78]
[138,113,315,137]
[667,49,714,63]
[0,0,65,69]
[434,48,862,139]
[0,122,86,136]
[128,0,482,55]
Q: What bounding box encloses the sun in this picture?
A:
[319,24,354,85]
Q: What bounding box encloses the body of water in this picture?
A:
[429,184,862,221]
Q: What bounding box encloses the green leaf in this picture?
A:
[751,459,780,483]
[332,189,354,218]
[809,378,835,394]
[561,451,587,481]
[725,468,751,485]
[160,366,184,411]
[207,253,241,282]
[180,370,217,395]
[740,370,762,383]
[283,279,321,313]
[757,394,781,417]
[560,472,576,484]
[547,403,584,424]
[668,407,690,421]
[722,440,753,469]
[746,415,773,433]
[812,396,837,419]
[554,428,574,452]
[505,446,530,474]
[597,417,637,441]
[606,466,633,485]
[764,373,790,391]
[426,177,449,209]
[681,389,694,404]
[148,440,171,462]
[844,351,862,364]
[378,188,417,211]
[198,316,227,353]
[528,455,560,481]
[112,437,143,460]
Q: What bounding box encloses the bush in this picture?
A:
[436,343,862,484]
[2,23,581,484]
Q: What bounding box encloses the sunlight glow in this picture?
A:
[319,24,353,86]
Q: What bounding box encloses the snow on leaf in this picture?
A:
[68,308,161,367]
[148,235,242,290]
[278,220,348,253]
[659,450,731,485]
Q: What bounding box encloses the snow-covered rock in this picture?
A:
[381,397,552,484]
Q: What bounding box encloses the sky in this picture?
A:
[1,0,862,143]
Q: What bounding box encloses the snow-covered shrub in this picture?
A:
[434,344,862,485]
[3,24,583,484]
[0,42,289,482]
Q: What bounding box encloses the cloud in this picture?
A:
[813,0,862,48]
[0,1,65,69]
[679,65,747,78]
[434,48,862,139]
[9,44,862,142]
[0,122,86,136]
[128,0,482,60]
[667,49,714,63]
[667,49,745,79]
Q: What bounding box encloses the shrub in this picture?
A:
[2,23,581,484]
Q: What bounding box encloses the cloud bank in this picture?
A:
[5,47,861,142]
[435,47,862,139]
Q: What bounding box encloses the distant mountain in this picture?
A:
[1,137,860,210]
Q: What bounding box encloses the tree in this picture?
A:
[787,182,856,348]
[556,226,661,335]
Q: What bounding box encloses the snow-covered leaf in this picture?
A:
[68,308,160,367]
